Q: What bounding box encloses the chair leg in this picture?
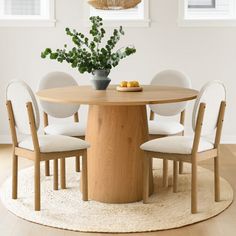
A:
[173,161,178,193]
[12,154,18,199]
[162,159,168,187]
[34,159,41,211]
[60,158,66,189]
[45,160,50,176]
[75,156,80,172]
[82,151,88,201]
[149,158,154,194]
[143,156,150,203]
[214,155,220,202]
[191,160,198,214]
[53,159,58,190]
[179,161,184,174]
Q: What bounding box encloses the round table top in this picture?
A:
[37,85,198,106]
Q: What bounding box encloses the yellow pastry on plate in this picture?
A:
[120,81,128,87]
[132,81,140,87]
[127,81,133,88]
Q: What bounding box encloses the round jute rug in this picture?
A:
[0,159,233,233]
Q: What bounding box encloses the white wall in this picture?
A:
[0,0,236,143]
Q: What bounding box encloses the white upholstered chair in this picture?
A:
[142,81,226,213]
[6,80,90,211]
[38,72,86,176]
[149,70,191,186]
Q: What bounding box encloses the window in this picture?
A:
[84,0,150,27]
[179,0,236,27]
[0,0,55,27]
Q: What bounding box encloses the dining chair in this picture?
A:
[142,81,226,213]
[38,71,86,177]
[149,70,191,187]
[6,80,90,211]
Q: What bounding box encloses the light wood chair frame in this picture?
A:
[43,112,85,180]
[144,101,226,213]
[149,109,186,188]
[6,101,88,211]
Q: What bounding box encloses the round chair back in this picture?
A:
[6,80,40,135]
[192,81,226,136]
[38,72,80,118]
[149,70,191,116]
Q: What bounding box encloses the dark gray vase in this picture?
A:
[91,69,111,90]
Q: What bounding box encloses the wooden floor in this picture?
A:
[0,144,235,236]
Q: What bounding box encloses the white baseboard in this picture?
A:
[1,135,236,145]
[220,136,236,144]
[0,135,12,144]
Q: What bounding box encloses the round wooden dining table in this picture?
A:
[37,85,198,204]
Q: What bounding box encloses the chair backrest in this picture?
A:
[38,72,80,118]
[6,80,40,135]
[149,70,191,116]
[192,81,226,136]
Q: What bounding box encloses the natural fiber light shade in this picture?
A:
[88,0,142,10]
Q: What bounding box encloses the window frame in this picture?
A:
[178,0,236,27]
[188,0,216,9]
[0,0,55,27]
[84,0,150,28]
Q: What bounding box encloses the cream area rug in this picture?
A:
[0,159,233,233]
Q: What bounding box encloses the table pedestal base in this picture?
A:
[86,105,153,203]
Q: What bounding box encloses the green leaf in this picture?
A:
[41,52,46,58]
[50,53,58,59]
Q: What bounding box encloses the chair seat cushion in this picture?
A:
[44,123,86,137]
[19,135,90,153]
[148,120,184,135]
[140,136,214,154]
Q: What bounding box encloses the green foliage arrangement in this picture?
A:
[41,16,136,74]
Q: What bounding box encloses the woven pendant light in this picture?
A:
[88,0,142,10]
